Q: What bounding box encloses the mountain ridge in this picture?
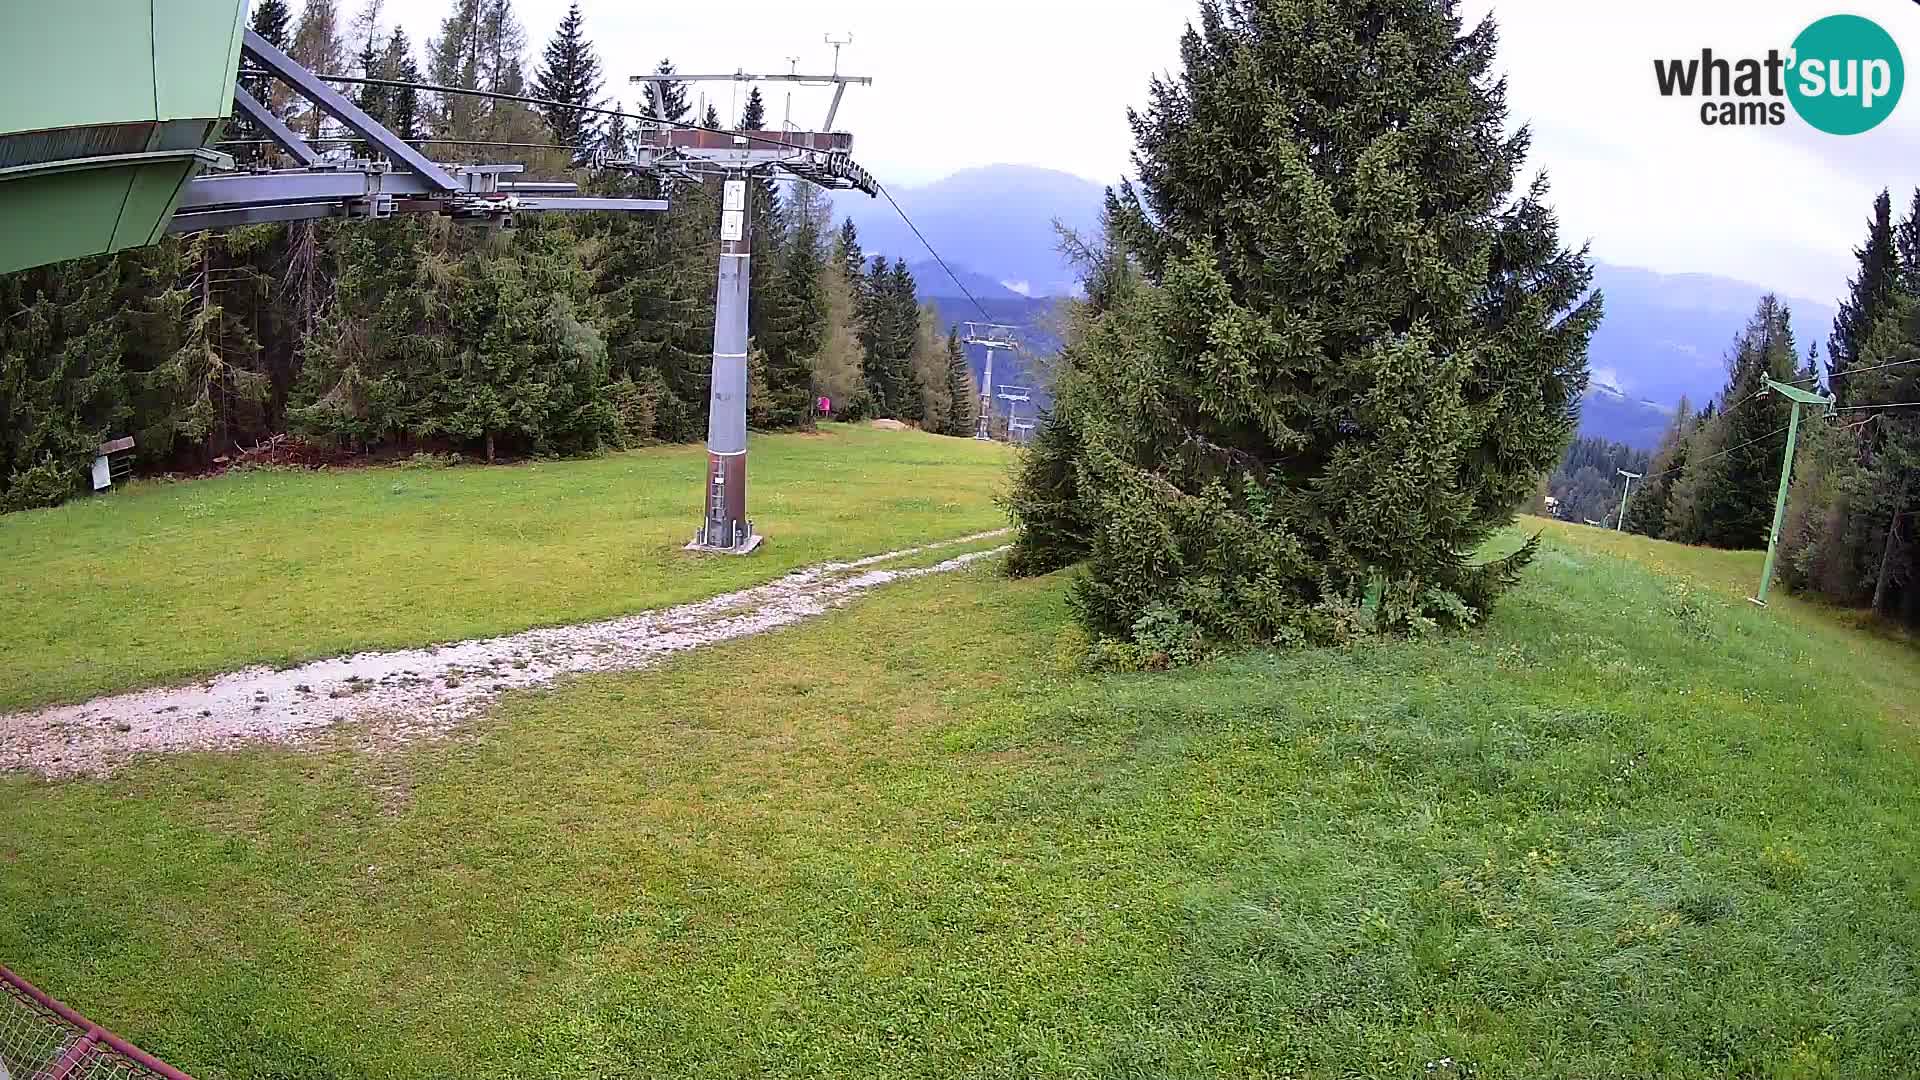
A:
[837,164,1839,438]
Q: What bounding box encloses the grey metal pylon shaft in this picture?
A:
[976,345,995,440]
[693,175,759,553]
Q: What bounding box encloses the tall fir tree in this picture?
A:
[1624,395,1692,539]
[943,330,976,436]
[740,87,767,130]
[640,60,691,125]
[533,2,603,148]
[378,29,424,142]
[1830,189,1901,406]
[1663,297,1799,548]
[758,205,828,428]
[1899,188,1920,295]
[1006,0,1600,644]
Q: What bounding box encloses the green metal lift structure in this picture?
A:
[1752,378,1838,607]
[0,0,666,277]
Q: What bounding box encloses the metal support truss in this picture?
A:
[170,29,666,235]
[963,323,1020,441]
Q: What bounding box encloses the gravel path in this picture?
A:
[1,531,1010,779]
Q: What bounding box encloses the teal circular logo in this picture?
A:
[1788,15,1904,135]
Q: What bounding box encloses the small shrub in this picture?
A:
[3,455,82,512]
[1130,604,1206,667]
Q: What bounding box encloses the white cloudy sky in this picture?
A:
[375,0,1920,303]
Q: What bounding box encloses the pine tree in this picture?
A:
[533,2,603,148]
[1830,190,1901,406]
[428,0,484,138]
[291,0,346,138]
[740,87,767,130]
[1624,395,1692,539]
[233,0,297,165]
[591,183,717,442]
[1006,0,1600,645]
[811,258,868,417]
[641,60,691,125]
[476,0,538,142]
[1664,297,1799,548]
[378,29,424,142]
[1898,188,1920,296]
[758,205,828,429]
[834,218,864,284]
[943,330,976,436]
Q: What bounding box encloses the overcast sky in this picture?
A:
[375,0,1920,304]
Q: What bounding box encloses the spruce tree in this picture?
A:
[702,104,721,130]
[1664,297,1799,548]
[1900,189,1920,295]
[533,2,604,148]
[252,0,293,48]
[1006,0,1600,644]
[233,0,297,165]
[741,88,767,130]
[1830,190,1901,406]
[944,330,976,436]
[0,257,135,509]
[1625,395,1692,539]
[758,203,828,429]
[379,30,424,143]
[641,60,691,125]
[349,0,386,121]
[355,33,386,119]
[591,183,717,442]
[834,219,865,284]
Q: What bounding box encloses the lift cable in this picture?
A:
[297,71,1000,321]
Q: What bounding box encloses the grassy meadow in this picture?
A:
[2,469,1918,1077]
[0,424,1012,712]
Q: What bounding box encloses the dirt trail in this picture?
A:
[1,531,1011,779]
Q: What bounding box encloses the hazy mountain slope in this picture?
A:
[836,165,1106,298]
[832,167,1837,436]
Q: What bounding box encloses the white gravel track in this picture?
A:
[0,531,1010,779]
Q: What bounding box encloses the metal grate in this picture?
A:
[0,967,192,1080]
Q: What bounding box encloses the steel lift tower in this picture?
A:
[963,323,1020,442]
[613,64,877,554]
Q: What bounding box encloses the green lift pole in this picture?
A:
[1752,378,1836,607]
[1615,469,1641,532]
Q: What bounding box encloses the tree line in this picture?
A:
[1534,437,1652,527]
[1609,187,1920,626]
[0,0,977,512]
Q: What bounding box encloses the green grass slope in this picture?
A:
[2,522,1917,1077]
[0,425,1012,711]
